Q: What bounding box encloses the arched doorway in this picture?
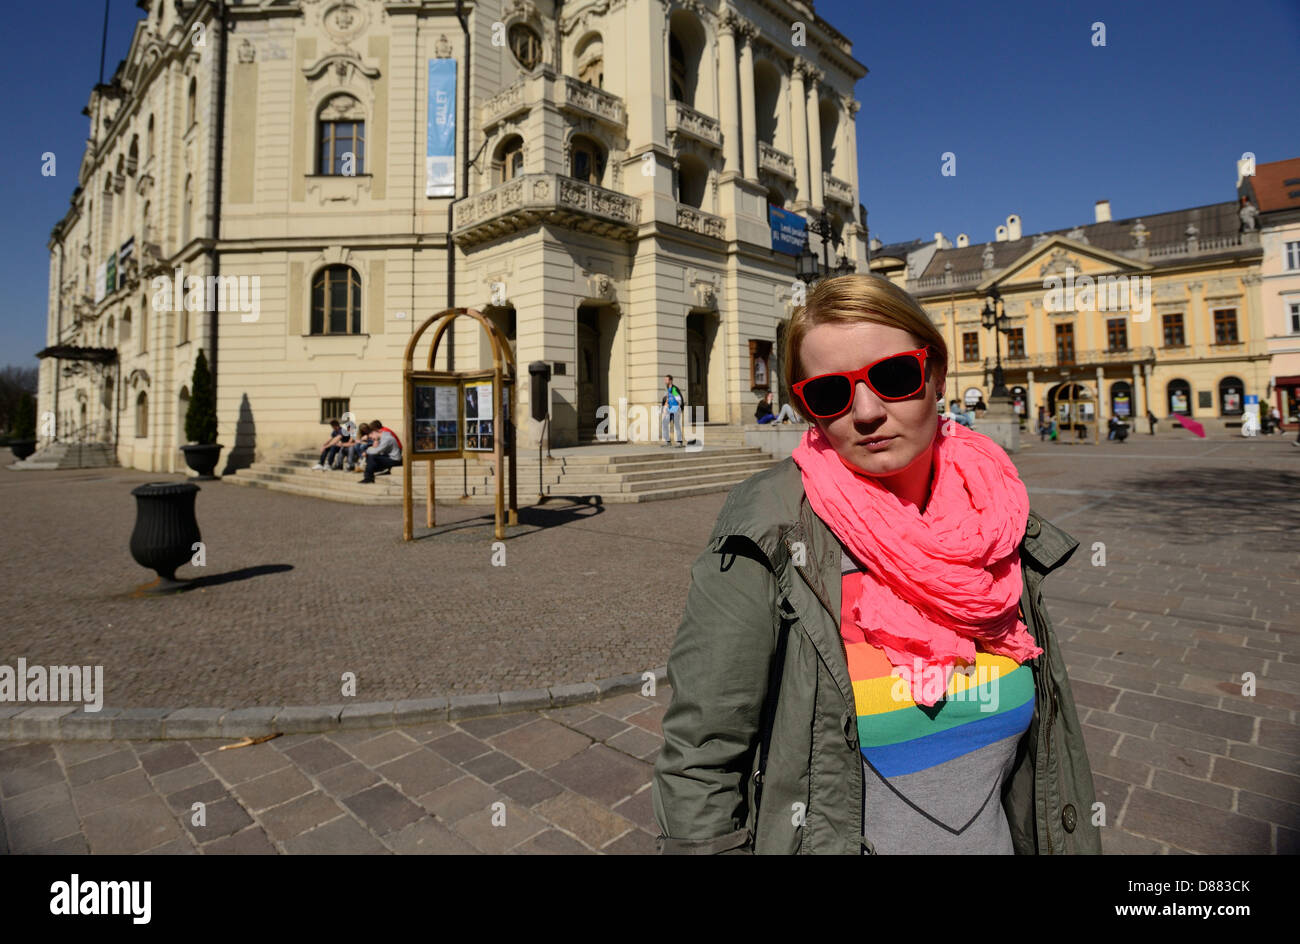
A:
[575,304,618,441]
[1049,382,1095,440]
[1110,380,1133,420]
[686,311,714,423]
[1218,376,1244,416]
[1010,385,1027,419]
[1167,378,1191,416]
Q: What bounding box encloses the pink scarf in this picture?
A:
[791,420,1039,706]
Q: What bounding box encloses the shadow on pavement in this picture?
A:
[188,564,295,588]
[1102,467,1300,548]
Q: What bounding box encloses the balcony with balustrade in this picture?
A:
[480,68,627,133]
[982,345,1157,373]
[451,173,641,248]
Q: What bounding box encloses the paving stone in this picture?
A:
[141,837,199,855]
[593,692,656,720]
[6,802,83,853]
[163,779,230,815]
[1236,791,1300,828]
[534,791,636,849]
[257,791,349,842]
[52,741,118,766]
[490,719,590,770]
[27,833,90,854]
[452,800,547,853]
[372,747,460,796]
[1120,787,1271,854]
[1209,757,1300,802]
[606,725,664,760]
[343,731,422,767]
[456,713,535,740]
[1100,829,1167,854]
[137,742,200,777]
[545,744,652,807]
[232,766,316,813]
[186,797,254,841]
[0,742,56,770]
[150,763,213,796]
[1150,769,1234,811]
[283,737,353,775]
[81,794,185,854]
[281,815,388,854]
[426,731,492,765]
[66,748,138,787]
[2,761,67,799]
[203,825,279,855]
[1257,719,1300,755]
[1225,742,1299,774]
[1114,735,1213,779]
[415,775,502,824]
[572,713,631,742]
[511,827,593,854]
[201,741,291,785]
[495,770,566,808]
[4,778,73,821]
[315,761,383,798]
[461,750,525,784]
[70,767,155,817]
[544,705,597,725]
[602,828,658,854]
[611,786,657,833]
[340,783,426,836]
[626,705,667,733]
[402,721,455,743]
[385,816,481,854]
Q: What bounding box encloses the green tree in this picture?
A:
[12,392,36,440]
[184,350,218,443]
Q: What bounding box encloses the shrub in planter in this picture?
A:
[180,350,223,478]
[8,392,37,460]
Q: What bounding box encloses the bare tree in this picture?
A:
[0,364,39,435]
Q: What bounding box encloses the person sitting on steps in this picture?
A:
[360,419,403,484]
[756,391,798,424]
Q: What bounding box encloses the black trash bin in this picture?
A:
[129,482,201,593]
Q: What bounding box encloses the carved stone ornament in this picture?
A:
[982,244,996,269]
[435,34,453,59]
[237,39,255,63]
[323,1,368,43]
[588,273,616,301]
[319,94,365,121]
[694,280,717,309]
[1130,219,1148,248]
[1066,226,1089,244]
[1039,248,1082,277]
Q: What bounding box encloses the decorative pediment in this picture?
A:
[979,235,1150,293]
[301,50,381,81]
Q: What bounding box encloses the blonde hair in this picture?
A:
[782,274,947,420]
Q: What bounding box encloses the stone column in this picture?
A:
[805,65,825,208]
[844,97,861,204]
[1096,366,1106,422]
[1027,369,1036,420]
[1142,362,1153,415]
[717,13,741,175]
[738,23,758,180]
[1132,362,1141,419]
[789,61,809,207]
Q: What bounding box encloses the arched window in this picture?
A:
[187,78,197,127]
[182,175,193,244]
[139,295,148,353]
[311,265,362,335]
[1167,378,1191,416]
[569,135,606,186]
[1219,376,1244,416]
[1110,380,1133,420]
[317,95,365,175]
[509,23,542,70]
[107,315,116,347]
[127,136,138,175]
[669,33,686,102]
[575,34,604,89]
[121,307,133,343]
[147,114,155,159]
[494,135,524,185]
[136,391,149,438]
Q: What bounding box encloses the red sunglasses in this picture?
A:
[792,348,930,419]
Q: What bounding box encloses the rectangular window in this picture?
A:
[961,332,979,362]
[1286,241,1300,271]
[1006,327,1025,358]
[1162,312,1185,347]
[1107,318,1128,351]
[1055,323,1075,365]
[1290,302,1300,334]
[319,121,366,175]
[320,399,349,424]
[1214,308,1239,344]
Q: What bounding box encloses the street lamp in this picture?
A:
[797,209,856,284]
[796,231,819,285]
[981,286,1011,399]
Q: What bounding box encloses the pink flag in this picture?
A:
[1172,415,1206,438]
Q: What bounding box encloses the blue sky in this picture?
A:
[3,0,1298,372]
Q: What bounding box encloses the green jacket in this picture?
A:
[652,456,1102,854]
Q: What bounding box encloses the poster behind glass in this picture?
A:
[464,381,495,451]
[412,382,460,452]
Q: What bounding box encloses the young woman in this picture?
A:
[652,274,1100,854]
[756,391,798,424]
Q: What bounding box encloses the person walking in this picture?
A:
[652,274,1100,854]
[1146,408,1157,436]
[662,375,686,447]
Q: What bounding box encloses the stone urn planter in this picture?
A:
[129,482,201,593]
[8,439,37,461]
[180,443,223,480]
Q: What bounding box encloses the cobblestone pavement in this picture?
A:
[2,434,1298,852]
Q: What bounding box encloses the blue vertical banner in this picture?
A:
[426,58,457,197]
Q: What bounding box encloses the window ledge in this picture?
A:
[303,333,370,339]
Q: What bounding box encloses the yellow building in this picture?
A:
[36,0,868,472]
[873,191,1266,433]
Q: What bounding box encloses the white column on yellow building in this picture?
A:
[805,65,825,208]
[1096,366,1106,422]
[843,95,861,206]
[1027,370,1036,417]
[789,61,810,206]
[717,12,741,175]
[738,23,758,180]
[1132,363,1141,418]
[1142,362,1153,415]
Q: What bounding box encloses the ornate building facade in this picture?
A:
[871,188,1267,431]
[39,0,867,472]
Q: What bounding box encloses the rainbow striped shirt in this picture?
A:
[840,546,1035,853]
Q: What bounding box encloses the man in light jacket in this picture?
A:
[359,418,403,484]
